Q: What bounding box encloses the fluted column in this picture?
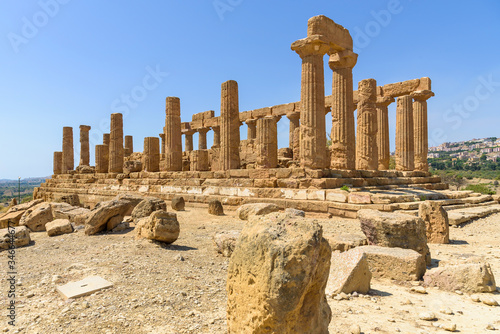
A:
[411,90,434,171]
[256,116,279,168]
[124,135,133,157]
[108,113,124,173]
[103,133,110,146]
[291,39,330,169]
[355,79,378,170]
[53,152,62,175]
[396,95,415,171]
[198,128,209,150]
[220,80,240,170]
[62,126,74,174]
[164,97,182,171]
[143,137,160,172]
[376,96,394,170]
[245,119,257,140]
[329,50,357,170]
[95,145,109,173]
[79,125,91,166]
[184,130,195,152]
[287,112,300,153]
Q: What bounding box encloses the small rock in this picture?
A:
[176,254,185,262]
[471,294,481,302]
[442,323,457,332]
[401,298,413,305]
[171,196,185,211]
[481,296,499,306]
[419,311,437,321]
[208,200,224,216]
[486,324,496,330]
[454,290,463,295]
[440,307,453,315]
[349,324,361,334]
[411,286,427,294]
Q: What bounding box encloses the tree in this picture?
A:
[480,154,487,161]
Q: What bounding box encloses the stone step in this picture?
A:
[447,204,500,226]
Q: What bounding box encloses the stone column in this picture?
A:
[190,150,209,171]
[376,96,394,170]
[143,137,160,172]
[198,128,209,150]
[184,130,195,152]
[108,113,124,173]
[220,80,240,170]
[62,126,74,174]
[291,40,330,169]
[159,133,165,154]
[95,145,109,173]
[103,133,110,146]
[256,116,279,168]
[396,95,415,171]
[53,152,63,175]
[287,112,300,153]
[329,50,358,170]
[79,125,91,166]
[212,126,220,148]
[355,79,378,170]
[124,135,133,157]
[164,97,183,171]
[412,90,434,172]
[245,119,257,140]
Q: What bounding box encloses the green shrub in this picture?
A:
[464,184,496,195]
[340,185,350,192]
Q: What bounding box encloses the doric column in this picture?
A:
[159,133,165,155]
[124,135,133,157]
[245,119,257,140]
[212,126,220,148]
[396,95,415,171]
[164,97,183,171]
[108,113,124,173]
[220,80,240,170]
[411,90,434,171]
[329,50,357,170]
[53,152,62,175]
[190,150,209,171]
[95,145,109,173]
[184,130,195,152]
[79,125,91,166]
[376,96,394,170]
[291,39,330,169]
[198,128,209,150]
[355,79,378,170]
[256,116,279,168]
[143,137,160,172]
[287,112,300,153]
[103,133,110,146]
[62,126,74,174]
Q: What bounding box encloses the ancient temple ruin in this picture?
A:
[36,15,444,216]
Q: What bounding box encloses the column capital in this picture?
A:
[286,111,300,120]
[182,129,196,136]
[328,50,358,70]
[411,90,435,101]
[198,127,210,134]
[291,36,331,58]
[375,96,395,108]
[211,125,220,131]
[159,133,165,138]
[79,125,91,131]
[245,118,257,126]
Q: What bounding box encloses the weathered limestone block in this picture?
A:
[53,151,63,175]
[236,203,280,220]
[76,165,95,174]
[135,210,179,243]
[124,135,133,157]
[396,95,414,171]
[171,196,185,211]
[208,199,224,216]
[355,79,378,170]
[348,192,372,204]
[103,133,110,146]
[54,194,80,207]
[8,198,17,208]
[330,233,367,252]
[227,212,332,333]
[46,219,73,237]
[19,202,53,232]
[418,201,449,244]
[358,209,431,265]
[62,126,74,173]
[123,160,142,174]
[357,245,426,281]
[256,116,279,168]
[220,80,241,170]
[109,113,124,173]
[95,145,109,173]
[0,226,31,250]
[424,260,496,293]
[164,97,183,171]
[0,200,43,228]
[190,150,209,171]
[85,198,140,235]
[284,208,305,217]
[79,125,91,166]
[213,231,239,257]
[51,203,90,225]
[143,137,160,172]
[327,248,371,295]
[131,198,167,223]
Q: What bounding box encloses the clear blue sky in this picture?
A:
[1,0,499,179]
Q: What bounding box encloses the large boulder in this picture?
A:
[418,201,449,244]
[359,209,431,265]
[114,194,144,215]
[0,226,31,250]
[85,198,141,235]
[236,203,280,220]
[213,231,239,257]
[135,210,180,243]
[54,194,81,207]
[46,219,74,237]
[424,259,496,293]
[131,198,167,222]
[208,200,224,216]
[171,196,185,211]
[227,212,332,333]
[330,233,367,252]
[356,245,426,281]
[19,202,53,232]
[327,248,371,296]
[0,199,43,228]
[51,203,91,225]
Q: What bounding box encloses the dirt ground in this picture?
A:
[1,204,499,334]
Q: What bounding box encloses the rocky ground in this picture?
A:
[1,204,499,334]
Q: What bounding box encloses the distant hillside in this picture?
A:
[0,177,49,204]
